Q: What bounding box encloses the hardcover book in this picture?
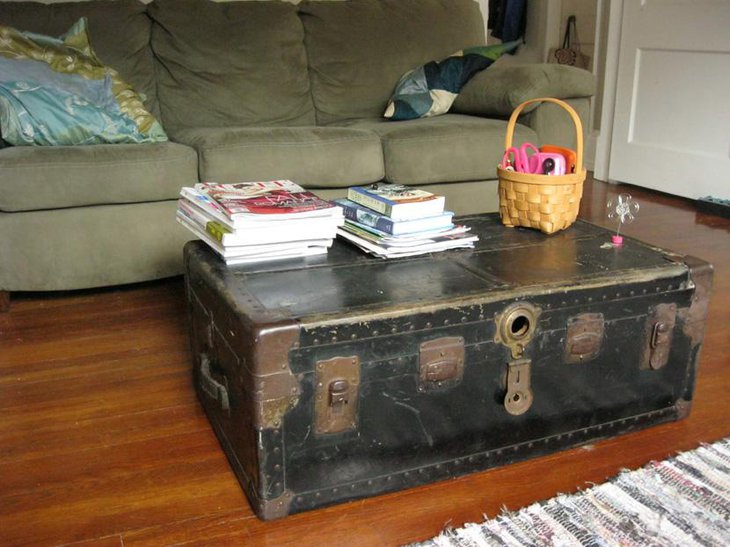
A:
[346,183,445,220]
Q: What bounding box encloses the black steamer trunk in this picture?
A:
[184,214,713,520]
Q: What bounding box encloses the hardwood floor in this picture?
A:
[1,177,728,546]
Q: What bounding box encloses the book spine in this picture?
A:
[340,202,396,234]
[347,188,392,217]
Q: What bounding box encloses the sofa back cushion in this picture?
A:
[299,0,486,124]
[0,0,158,119]
[148,0,315,134]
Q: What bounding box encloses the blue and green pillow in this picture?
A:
[0,18,167,146]
[384,40,521,121]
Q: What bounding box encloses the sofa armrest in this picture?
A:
[452,64,597,117]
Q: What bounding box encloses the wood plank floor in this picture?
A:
[1,177,728,546]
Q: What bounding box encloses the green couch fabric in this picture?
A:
[299,0,485,124]
[453,64,598,117]
[0,201,193,291]
[520,97,591,152]
[148,0,315,133]
[175,126,384,188]
[0,143,197,212]
[331,115,537,185]
[0,0,159,119]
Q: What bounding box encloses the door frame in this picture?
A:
[593,0,623,181]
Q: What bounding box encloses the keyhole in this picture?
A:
[511,315,530,337]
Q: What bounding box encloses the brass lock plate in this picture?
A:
[418,336,465,392]
[494,302,541,359]
[314,355,360,435]
[641,303,677,370]
[564,313,605,364]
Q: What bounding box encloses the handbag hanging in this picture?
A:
[550,15,589,69]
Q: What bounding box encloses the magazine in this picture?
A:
[336,227,477,259]
[195,181,340,220]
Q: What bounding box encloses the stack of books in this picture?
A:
[177,180,344,265]
[335,183,478,258]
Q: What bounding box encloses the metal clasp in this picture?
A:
[642,303,677,370]
[564,313,605,364]
[328,379,350,411]
[504,359,533,416]
[418,337,465,392]
[314,356,360,434]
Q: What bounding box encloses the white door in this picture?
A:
[607,0,730,200]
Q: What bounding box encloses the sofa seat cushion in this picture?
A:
[149,0,315,133]
[331,114,537,185]
[0,142,197,212]
[175,126,384,188]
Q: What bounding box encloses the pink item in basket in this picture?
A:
[527,152,566,175]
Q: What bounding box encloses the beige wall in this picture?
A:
[559,0,597,71]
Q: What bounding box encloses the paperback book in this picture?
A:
[334,198,453,235]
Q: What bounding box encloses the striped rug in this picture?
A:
[415,438,730,547]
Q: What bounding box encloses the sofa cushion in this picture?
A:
[0,0,159,119]
[331,115,537,185]
[453,64,598,117]
[175,127,384,188]
[148,0,315,133]
[299,0,486,125]
[0,142,197,212]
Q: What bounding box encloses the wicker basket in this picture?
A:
[497,97,586,235]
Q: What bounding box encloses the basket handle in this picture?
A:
[504,97,584,173]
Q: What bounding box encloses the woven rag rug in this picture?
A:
[415,437,730,546]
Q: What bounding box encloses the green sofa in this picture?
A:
[0,0,595,295]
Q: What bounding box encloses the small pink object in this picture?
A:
[612,235,624,246]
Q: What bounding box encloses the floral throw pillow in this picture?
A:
[384,40,521,121]
[0,18,167,146]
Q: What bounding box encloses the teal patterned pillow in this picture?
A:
[384,40,520,121]
[0,18,167,146]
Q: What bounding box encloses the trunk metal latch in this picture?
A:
[314,356,360,435]
[504,358,533,415]
[564,313,605,364]
[495,302,539,416]
[418,336,465,392]
[642,303,677,370]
